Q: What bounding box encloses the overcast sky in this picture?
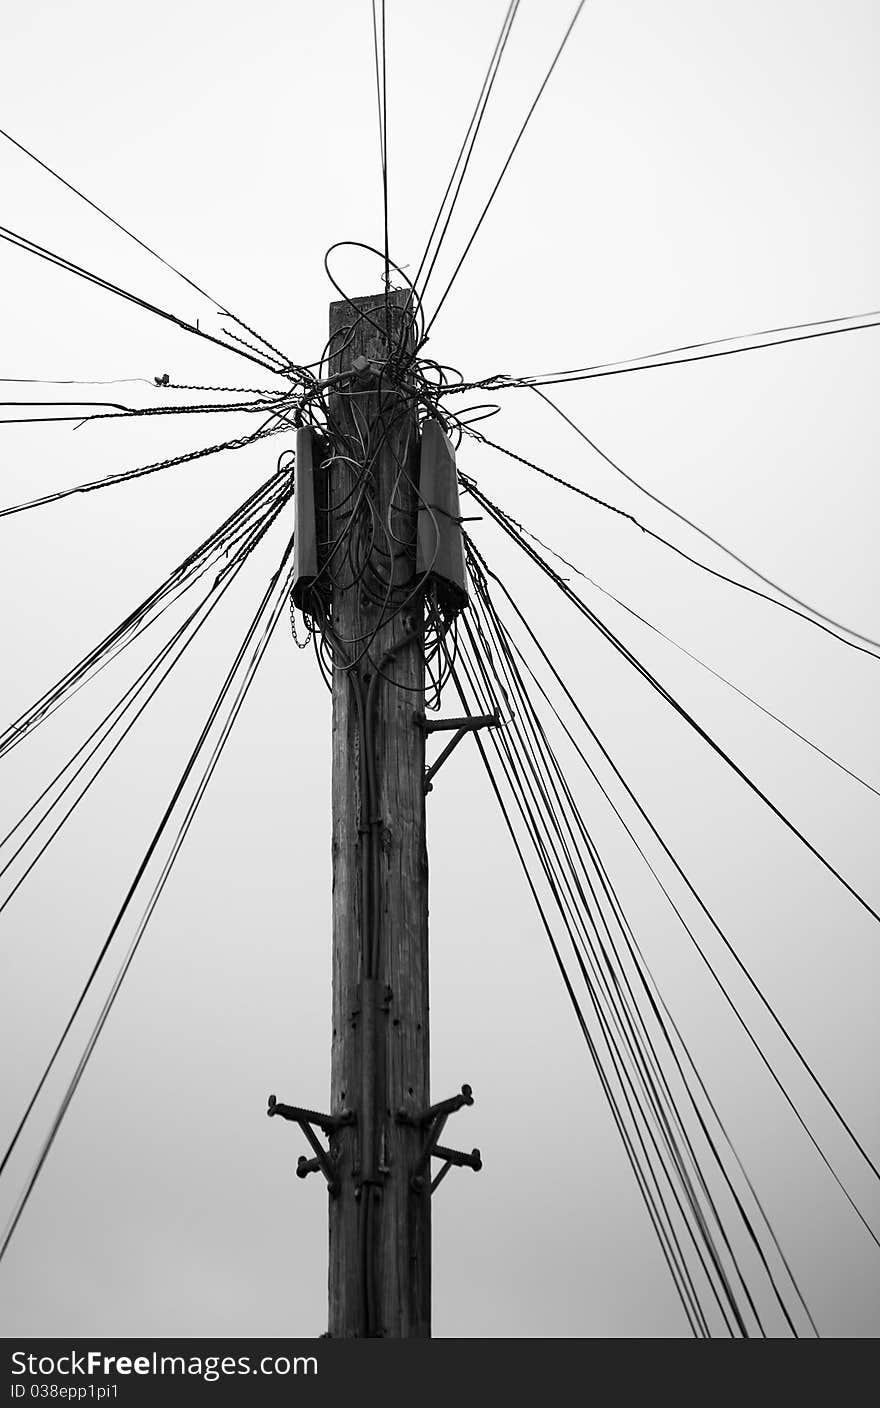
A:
[0,0,878,1339]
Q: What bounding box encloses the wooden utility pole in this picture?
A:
[326,290,430,1338]
[269,288,482,1336]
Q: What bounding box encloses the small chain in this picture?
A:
[289,592,312,649]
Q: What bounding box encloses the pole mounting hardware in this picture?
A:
[413,712,503,792]
[430,1145,482,1195]
[396,1085,482,1195]
[267,1094,354,1197]
[351,354,381,387]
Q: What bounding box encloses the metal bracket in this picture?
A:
[413,712,502,792]
[267,1094,354,1197]
[396,1083,474,1128]
[431,1144,483,1195]
[396,1085,481,1194]
[351,354,376,387]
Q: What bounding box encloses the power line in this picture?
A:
[453,606,775,1333]
[497,501,880,800]
[0,222,290,378]
[0,482,288,899]
[0,124,291,366]
[460,619,750,1330]
[469,483,880,930]
[0,509,274,1187]
[370,0,390,292]
[0,393,290,429]
[0,376,156,387]
[491,312,880,387]
[0,460,291,758]
[412,0,520,305]
[462,514,880,1232]
[0,526,296,1263]
[531,386,880,651]
[423,0,587,338]
[0,419,291,523]
[442,632,711,1334]
[0,491,288,928]
[463,435,880,660]
[461,570,812,1334]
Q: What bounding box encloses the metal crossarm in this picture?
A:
[396,1085,482,1194]
[267,1093,354,1197]
[414,711,502,792]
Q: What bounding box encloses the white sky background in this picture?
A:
[0,0,878,1338]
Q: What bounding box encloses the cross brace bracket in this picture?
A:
[396,1083,473,1127]
[267,1094,354,1197]
[396,1085,481,1194]
[431,1144,483,1195]
[413,712,502,792]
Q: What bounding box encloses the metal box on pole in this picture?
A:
[416,418,468,616]
[292,426,319,609]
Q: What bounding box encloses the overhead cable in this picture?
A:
[0,221,289,378]
[423,0,587,338]
[531,386,880,651]
[465,435,880,660]
[0,528,296,1262]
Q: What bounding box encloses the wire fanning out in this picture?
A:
[464,429,880,660]
[464,478,880,928]
[0,459,293,764]
[529,386,880,651]
[441,310,880,395]
[447,553,819,1336]
[0,517,297,1263]
[422,0,586,339]
[370,0,390,293]
[506,509,880,801]
[0,221,288,379]
[0,480,291,932]
[503,312,880,387]
[458,492,880,1220]
[412,0,520,308]
[2,40,878,1337]
[0,125,294,369]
